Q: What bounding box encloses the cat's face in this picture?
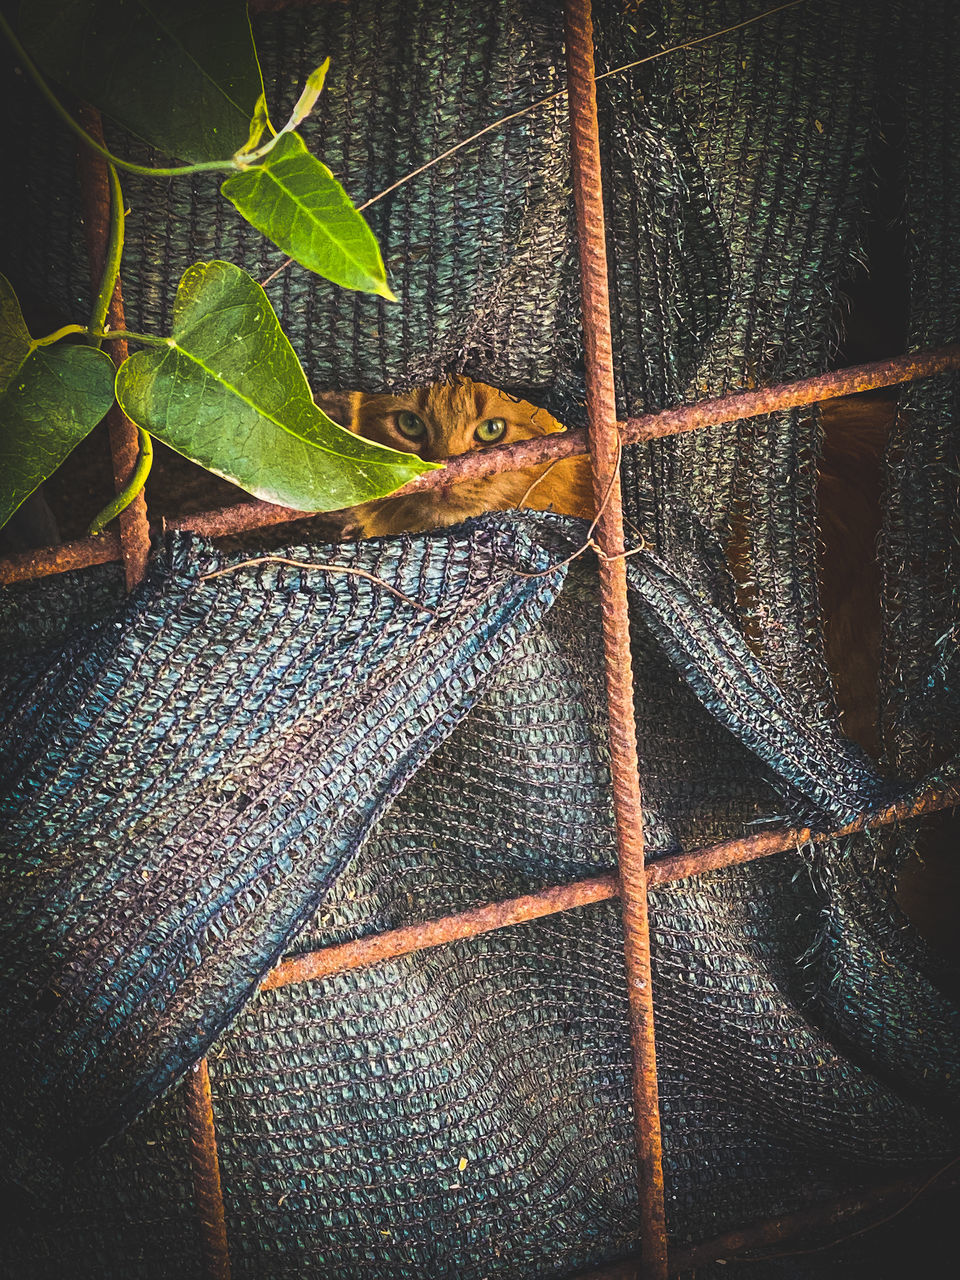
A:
[329,376,592,537]
[352,378,564,461]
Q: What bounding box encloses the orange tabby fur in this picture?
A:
[326,375,886,754]
[329,378,594,537]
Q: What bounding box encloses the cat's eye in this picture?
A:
[475,417,507,444]
[396,411,427,440]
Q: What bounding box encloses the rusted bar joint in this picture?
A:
[183,1057,232,1280]
[260,784,958,990]
[563,0,668,1273]
[3,342,959,585]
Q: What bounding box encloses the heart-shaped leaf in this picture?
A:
[18,0,264,164]
[222,132,394,297]
[0,275,117,529]
[115,261,435,511]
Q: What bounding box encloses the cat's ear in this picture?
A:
[315,389,360,431]
[526,406,566,436]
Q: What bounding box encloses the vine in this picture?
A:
[0,0,431,535]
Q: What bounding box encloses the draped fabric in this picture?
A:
[2,1,959,1275]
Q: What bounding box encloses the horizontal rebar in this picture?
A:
[569,1159,960,1277]
[173,340,960,532]
[260,874,619,990]
[668,1160,960,1274]
[3,342,958,585]
[260,784,958,991]
[0,531,122,585]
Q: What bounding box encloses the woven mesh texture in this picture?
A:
[2,0,960,1275]
[1,519,957,1279]
[881,0,960,779]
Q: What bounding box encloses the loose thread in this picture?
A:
[257,1,807,289]
[735,1155,960,1264]
[516,459,563,510]
[513,436,649,579]
[199,555,437,616]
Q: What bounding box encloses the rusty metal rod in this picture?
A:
[3,342,959,585]
[183,1058,232,1280]
[0,531,122,585]
[648,783,960,884]
[170,340,960,529]
[566,2,670,1268]
[261,874,620,990]
[357,339,960,503]
[76,107,151,591]
[260,784,958,990]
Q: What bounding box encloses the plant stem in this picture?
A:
[88,164,125,346]
[90,328,173,348]
[33,324,88,347]
[87,429,154,535]
[0,11,237,179]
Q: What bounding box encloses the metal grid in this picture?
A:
[3,0,959,1274]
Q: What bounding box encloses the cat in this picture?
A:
[322,375,885,752]
[318,378,595,537]
[328,376,953,959]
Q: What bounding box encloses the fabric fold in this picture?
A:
[0,514,911,1188]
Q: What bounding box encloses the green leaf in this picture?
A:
[18,0,264,164]
[0,275,33,384]
[222,132,395,298]
[236,91,270,158]
[115,261,434,511]
[288,58,330,130]
[0,276,116,529]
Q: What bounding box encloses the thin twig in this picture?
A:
[735,1155,960,1264]
[512,436,648,579]
[199,555,437,616]
[359,0,806,214]
[516,459,563,510]
[595,0,806,84]
[259,0,807,289]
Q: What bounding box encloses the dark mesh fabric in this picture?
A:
[1,521,957,1280]
[882,0,960,779]
[2,0,960,1276]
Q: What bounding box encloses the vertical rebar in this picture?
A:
[562,1,669,1275]
[76,107,151,591]
[183,1058,232,1280]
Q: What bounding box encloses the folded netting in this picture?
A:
[1,517,959,1279]
[2,0,960,1274]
